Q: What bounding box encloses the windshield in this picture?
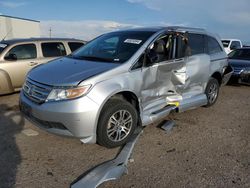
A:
[0,43,8,54]
[228,49,250,60]
[71,31,155,63]
[222,40,230,48]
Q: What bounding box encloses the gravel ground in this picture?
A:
[0,85,249,188]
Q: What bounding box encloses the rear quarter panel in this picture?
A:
[209,51,228,76]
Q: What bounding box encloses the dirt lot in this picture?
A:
[0,85,249,188]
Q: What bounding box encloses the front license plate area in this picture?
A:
[20,101,32,117]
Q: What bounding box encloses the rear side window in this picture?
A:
[41,42,66,57]
[176,33,205,58]
[222,40,230,47]
[208,36,223,55]
[188,33,205,55]
[5,43,37,60]
[68,42,84,52]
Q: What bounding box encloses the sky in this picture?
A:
[0,0,250,43]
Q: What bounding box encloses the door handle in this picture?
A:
[175,58,184,62]
[29,62,38,66]
[173,70,186,73]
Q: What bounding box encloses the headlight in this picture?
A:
[242,69,250,75]
[46,85,91,102]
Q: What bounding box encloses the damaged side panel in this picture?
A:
[182,54,210,97]
[140,59,187,124]
[140,54,210,125]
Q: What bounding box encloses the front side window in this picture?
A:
[41,42,66,57]
[5,43,37,60]
[230,41,241,49]
[71,31,155,63]
[147,34,175,63]
[208,36,223,55]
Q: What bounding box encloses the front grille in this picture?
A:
[23,78,52,104]
[233,67,244,74]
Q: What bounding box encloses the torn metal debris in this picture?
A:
[161,120,175,133]
[70,129,143,188]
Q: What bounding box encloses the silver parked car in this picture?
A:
[20,27,232,148]
[0,38,85,95]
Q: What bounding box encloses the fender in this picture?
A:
[0,69,14,95]
[87,79,141,139]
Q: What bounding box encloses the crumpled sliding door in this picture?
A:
[140,58,187,113]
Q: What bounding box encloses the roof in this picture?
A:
[0,15,40,23]
[221,39,242,41]
[0,38,85,45]
[113,26,206,34]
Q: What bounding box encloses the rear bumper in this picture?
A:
[19,91,100,143]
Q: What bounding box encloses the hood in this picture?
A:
[228,59,250,68]
[28,57,120,86]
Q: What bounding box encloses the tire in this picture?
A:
[97,99,138,148]
[204,78,220,107]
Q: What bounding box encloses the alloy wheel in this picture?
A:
[207,83,218,104]
[106,110,133,142]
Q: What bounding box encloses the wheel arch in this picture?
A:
[0,69,14,95]
[211,71,222,85]
[110,91,140,113]
[95,89,141,134]
[93,89,141,147]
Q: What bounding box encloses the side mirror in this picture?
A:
[146,49,158,66]
[5,53,17,61]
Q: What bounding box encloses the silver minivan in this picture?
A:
[0,38,85,95]
[20,27,232,148]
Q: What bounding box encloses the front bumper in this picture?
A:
[240,70,250,84]
[231,66,245,77]
[19,91,100,143]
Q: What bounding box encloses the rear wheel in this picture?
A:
[204,78,220,107]
[97,99,138,148]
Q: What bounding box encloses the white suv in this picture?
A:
[222,39,242,54]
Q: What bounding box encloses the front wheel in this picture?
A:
[204,78,220,107]
[97,99,138,148]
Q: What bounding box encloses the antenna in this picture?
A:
[1,28,12,42]
[49,27,52,38]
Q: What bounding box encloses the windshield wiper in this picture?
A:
[72,55,113,62]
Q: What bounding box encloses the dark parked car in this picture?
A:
[228,48,250,83]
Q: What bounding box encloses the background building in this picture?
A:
[0,15,40,40]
